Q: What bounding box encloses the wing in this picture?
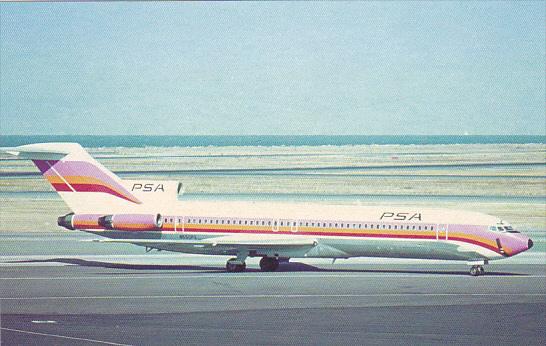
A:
[91,234,318,255]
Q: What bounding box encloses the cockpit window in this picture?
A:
[491,225,520,233]
[504,226,520,233]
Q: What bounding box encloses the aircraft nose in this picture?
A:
[528,238,534,250]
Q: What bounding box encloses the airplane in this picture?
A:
[3,142,534,276]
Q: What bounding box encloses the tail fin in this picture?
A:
[5,143,180,214]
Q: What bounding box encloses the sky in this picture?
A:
[0,2,544,135]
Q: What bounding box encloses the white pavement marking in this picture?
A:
[31,320,57,324]
[1,274,545,280]
[1,293,544,300]
[1,327,131,346]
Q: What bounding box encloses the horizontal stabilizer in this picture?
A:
[1,143,81,160]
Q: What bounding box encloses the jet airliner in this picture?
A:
[4,143,533,275]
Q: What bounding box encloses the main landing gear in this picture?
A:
[226,258,246,272]
[225,256,281,272]
[469,265,485,276]
[259,257,279,272]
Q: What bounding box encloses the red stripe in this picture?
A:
[448,236,505,255]
[51,183,72,192]
[70,183,137,203]
[159,226,503,255]
[51,182,138,203]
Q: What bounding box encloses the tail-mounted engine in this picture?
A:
[58,213,163,231]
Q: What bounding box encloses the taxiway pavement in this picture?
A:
[1,256,545,345]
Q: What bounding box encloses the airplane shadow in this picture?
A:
[9,257,527,276]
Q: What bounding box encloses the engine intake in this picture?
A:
[58,213,103,230]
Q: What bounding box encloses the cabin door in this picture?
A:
[437,224,448,240]
[290,220,299,233]
[272,219,279,232]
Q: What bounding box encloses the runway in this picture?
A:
[1,252,545,345]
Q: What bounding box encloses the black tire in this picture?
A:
[259,257,279,272]
[226,258,241,273]
[470,266,479,276]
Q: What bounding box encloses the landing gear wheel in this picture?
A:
[470,265,484,276]
[478,266,485,275]
[470,266,479,276]
[259,257,279,272]
[226,258,246,273]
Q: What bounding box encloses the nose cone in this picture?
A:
[497,232,533,257]
[505,233,533,257]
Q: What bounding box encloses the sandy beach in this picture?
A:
[1,144,544,244]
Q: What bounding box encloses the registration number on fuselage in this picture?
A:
[179,234,200,240]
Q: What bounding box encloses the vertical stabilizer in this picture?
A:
[5,143,142,214]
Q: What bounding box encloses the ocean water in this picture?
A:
[1,191,544,204]
[1,135,545,148]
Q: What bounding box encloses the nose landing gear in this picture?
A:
[467,259,488,276]
[469,265,485,276]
